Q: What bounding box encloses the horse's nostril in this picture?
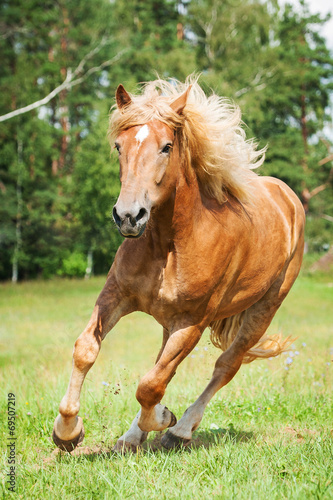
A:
[136,208,147,222]
[113,206,148,229]
[112,206,121,226]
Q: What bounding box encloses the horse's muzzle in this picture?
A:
[112,206,148,238]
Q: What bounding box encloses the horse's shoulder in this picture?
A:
[257,176,300,201]
[258,176,305,220]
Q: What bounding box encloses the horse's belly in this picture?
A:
[146,234,291,327]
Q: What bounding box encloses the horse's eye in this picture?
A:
[161,144,172,154]
[114,143,120,153]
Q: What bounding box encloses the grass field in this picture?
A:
[1,270,333,499]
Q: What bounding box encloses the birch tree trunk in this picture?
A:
[85,247,93,280]
[12,138,23,283]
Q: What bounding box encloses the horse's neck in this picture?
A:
[150,170,202,252]
[174,172,202,233]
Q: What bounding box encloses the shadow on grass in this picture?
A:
[47,424,254,464]
[145,423,254,453]
[189,424,254,449]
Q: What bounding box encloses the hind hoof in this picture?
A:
[161,430,191,450]
[52,425,85,452]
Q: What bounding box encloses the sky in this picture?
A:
[307,0,333,49]
[282,0,333,50]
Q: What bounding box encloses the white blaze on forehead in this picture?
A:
[135,124,149,145]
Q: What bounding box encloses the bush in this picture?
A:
[58,251,87,278]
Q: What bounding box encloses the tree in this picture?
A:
[0,0,194,280]
[70,111,123,277]
[1,0,332,280]
[0,0,122,279]
[187,0,276,97]
[257,1,333,254]
[107,0,196,84]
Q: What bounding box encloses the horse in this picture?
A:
[52,77,305,452]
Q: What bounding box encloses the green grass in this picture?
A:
[1,273,333,499]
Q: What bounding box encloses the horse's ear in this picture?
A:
[116,84,132,110]
[170,85,192,115]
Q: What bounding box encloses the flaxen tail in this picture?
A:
[209,311,294,364]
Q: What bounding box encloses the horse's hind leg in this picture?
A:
[161,260,301,449]
[112,410,148,453]
[52,275,131,452]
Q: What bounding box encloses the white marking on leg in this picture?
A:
[114,411,148,450]
[169,399,207,440]
[135,124,149,146]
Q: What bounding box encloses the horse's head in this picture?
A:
[112,84,190,238]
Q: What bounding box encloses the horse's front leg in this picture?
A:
[52,275,132,452]
[136,325,203,433]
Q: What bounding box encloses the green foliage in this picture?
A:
[58,250,87,278]
[304,216,333,252]
[256,2,333,206]
[188,0,274,91]
[70,111,123,270]
[0,0,120,280]
[109,0,187,82]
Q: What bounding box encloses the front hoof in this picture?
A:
[167,408,177,428]
[161,430,191,450]
[52,425,85,452]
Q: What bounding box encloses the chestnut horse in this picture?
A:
[52,78,305,452]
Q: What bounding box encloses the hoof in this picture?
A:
[52,425,85,452]
[161,430,191,450]
[165,407,177,428]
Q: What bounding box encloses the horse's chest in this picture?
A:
[130,258,183,311]
[117,245,217,324]
[149,257,214,323]
[156,268,179,305]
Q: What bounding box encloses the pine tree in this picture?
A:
[258,1,333,220]
[0,0,119,279]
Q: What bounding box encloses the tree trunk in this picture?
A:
[85,247,93,279]
[59,7,70,171]
[12,138,23,283]
[300,83,308,155]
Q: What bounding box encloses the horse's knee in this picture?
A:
[136,373,164,408]
[59,398,80,419]
[73,335,100,372]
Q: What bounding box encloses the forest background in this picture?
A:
[1,0,333,281]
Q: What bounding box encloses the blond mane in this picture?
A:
[109,76,266,204]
